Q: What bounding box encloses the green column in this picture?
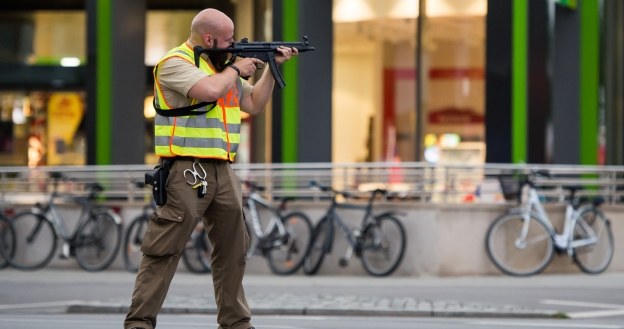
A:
[96,0,112,165]
[579,0,599,165]
[281,0,299,163]
[512,0,528,163]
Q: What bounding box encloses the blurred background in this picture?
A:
[0,0,621,168]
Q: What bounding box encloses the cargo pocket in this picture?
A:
[141,205,186,256]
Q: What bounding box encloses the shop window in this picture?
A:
[0,11,85,66]
[332,0,486,164]
[0,91,86,167]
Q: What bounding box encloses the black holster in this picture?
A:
[145,158,175,206]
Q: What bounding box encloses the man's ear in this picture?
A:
[203,34,213,47]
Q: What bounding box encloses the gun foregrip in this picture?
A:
[267,52,286,88]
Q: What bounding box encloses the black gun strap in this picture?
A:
[153,98,217,117]
[153,60,217,117]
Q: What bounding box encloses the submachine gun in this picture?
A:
[193,36,315,88]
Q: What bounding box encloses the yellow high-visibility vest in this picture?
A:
[153,42,242,161]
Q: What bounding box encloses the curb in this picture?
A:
[66,303,564,319]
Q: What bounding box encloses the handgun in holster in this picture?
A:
[145,158,175,206]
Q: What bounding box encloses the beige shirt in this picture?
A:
[157,56,252,109]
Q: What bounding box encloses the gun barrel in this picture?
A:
[196,36,315,55]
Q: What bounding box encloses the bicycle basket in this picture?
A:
[497,174,525,202]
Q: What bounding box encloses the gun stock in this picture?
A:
[193,36,315,88]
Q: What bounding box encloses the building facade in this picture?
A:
[0,0,622,167]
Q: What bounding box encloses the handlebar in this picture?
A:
[47,171,105,201]
[243,180,265,192]
[243,180,296,211]
[309,180,388,204]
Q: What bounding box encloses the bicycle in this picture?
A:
[243,180,313,275]
[122,192,213,274]
[122,197,154,273]
[303,181,407,277]
[0,172,122,271]
[485,170,615,276]
[181,221,213,273]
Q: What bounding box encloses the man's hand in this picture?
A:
[232,57,265,77]
[275,46,298,65]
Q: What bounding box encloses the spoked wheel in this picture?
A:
[485,212,554,276]
[122,215,149,273]
[266,212,313,275]
[572,208,614,274]
[6,211,57,271]
[182,224,212,274]
[74,211,122,272]
[0,214,16,269]
[303,216,333,275]
[360,215,406,277]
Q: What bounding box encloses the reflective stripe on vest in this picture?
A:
[153,42,243,161]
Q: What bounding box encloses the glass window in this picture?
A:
[0,11,85,66]
[0,91,86,167]
[332,0,486,164]
[423,1,486,165]
[145,11,196,66]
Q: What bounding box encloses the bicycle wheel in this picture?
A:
[266,211,313,275]
[303,216,333,275]
[182,225,212,274]
[360,215,406,277]
[74,211,121,272]
[485,212,554,276]
[122,215,149,273]
[572,208,614,274]
[0,214,16,269]
[7,211,57,271]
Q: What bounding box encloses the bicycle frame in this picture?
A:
[32,192,121,257]
[511,184,599,255]
[322,190,387,258]
[327,202,372,249]
[245,192,287,240]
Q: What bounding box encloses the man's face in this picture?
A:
[214,31,234,48]
[207,30,235,71]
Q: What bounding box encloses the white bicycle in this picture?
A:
[486,170,614,276]
[243,181,313,275]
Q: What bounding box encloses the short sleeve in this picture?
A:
[158,57,207,98]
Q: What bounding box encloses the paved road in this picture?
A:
[1,268,624,327]
[2,313,624,329]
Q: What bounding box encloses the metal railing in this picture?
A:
[1,162,624,206]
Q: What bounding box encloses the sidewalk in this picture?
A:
[67,291,561,319]
[3,268,623,319]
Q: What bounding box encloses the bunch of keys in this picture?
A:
[193,180,208,197]
[183,160,208,198]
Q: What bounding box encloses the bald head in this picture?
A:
[189,8,234,47]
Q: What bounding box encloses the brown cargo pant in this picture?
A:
[124,157,251,329]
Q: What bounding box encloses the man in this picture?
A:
[124,8,297,329]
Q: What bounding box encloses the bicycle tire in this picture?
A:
[572,208,614,274]
[182,225,212,274]
[244,217,254,257]
[360,215,406,277]
[266,211,313,275]
[303,216,333,275]
[0,214,16,269]
[193,230,213,272]
[122,214,149,273]
[485,212,554,276]
[7,211,57,271]
[74,211,122,272]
